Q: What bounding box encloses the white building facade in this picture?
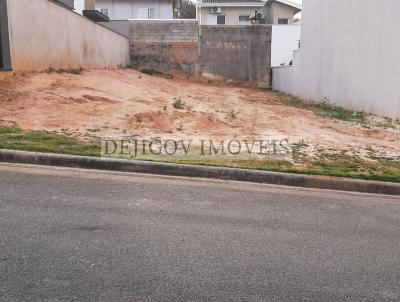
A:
[197,0,265,25]
[272,0,400,118]
[271,24,301,67]
[74,0,174,19]
[263,0,301,25]
[197,0,301,25]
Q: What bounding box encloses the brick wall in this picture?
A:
[129,20,198,73]
[198,26,272,86]
[129,20,198,43]
[128,20,272,87]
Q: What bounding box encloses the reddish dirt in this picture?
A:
[0,69,399,158]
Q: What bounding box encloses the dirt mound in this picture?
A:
[0,69,399,160]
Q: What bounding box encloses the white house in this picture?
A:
[74,0,174,19]
[266,0,302,67]
[197,0,301,25]
[262,0,301,24]
[197,0,265,25]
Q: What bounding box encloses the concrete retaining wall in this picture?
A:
[129,20,199,73]
[5,0,130,71]
[128,20,272,87]
[198,26,271,85]
[272,0,400,118]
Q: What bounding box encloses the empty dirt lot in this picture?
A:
[0,68,399,179]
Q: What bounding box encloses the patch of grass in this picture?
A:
[172,97,187,110]
[281,96,368,124]
[0,127,100,157]
[47,67,84,75]
[297,151,400,182]
[131,153,400,183]
[70,67,84,75]
[0,126,399,183]
[141,69,173,79]
[374,117,400,129]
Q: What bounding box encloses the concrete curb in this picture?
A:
[1,149,400,195]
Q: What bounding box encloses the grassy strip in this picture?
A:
[140,69,173,79]
[0,127,99,157]
[130,156,400,183]
[47,67,85,75]
[279,95,369,124]
[0,127,399,183]
[279,94,400,129]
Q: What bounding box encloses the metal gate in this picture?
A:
[0,0,11,70]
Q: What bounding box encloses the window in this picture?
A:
[207,15,217,25]
[148,8,155,19]
[278,18,289,24]
[239,15,250,22]
[100,8,109,17]
[217,15,225,25]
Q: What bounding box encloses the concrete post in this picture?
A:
[85,0,95,10]
[0,0,11,70]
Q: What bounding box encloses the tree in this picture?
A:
[174,0,196,19]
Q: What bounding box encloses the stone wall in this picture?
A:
[128,20,272,87]
[198,26,271,86]
[129,20,199,73]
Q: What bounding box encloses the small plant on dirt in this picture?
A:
[135,114,143,123]
[176,121,184,131]
[141,69,173,79]
[86,128,99,133]
[52,67,84,75]
[375,117,400,129]
[172,98,187,110]
[208,115,213,122]
[163,105,168,111]
[70,67,84,75]
[230,110,239,119]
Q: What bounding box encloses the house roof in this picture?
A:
[197,0,266,7]
[200,0,265,2]
[266,0,302,12]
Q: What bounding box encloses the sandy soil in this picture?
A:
[0,69,399,159]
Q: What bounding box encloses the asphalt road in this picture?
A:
[0,163,400,302]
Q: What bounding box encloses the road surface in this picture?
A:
[0,163,400,302]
